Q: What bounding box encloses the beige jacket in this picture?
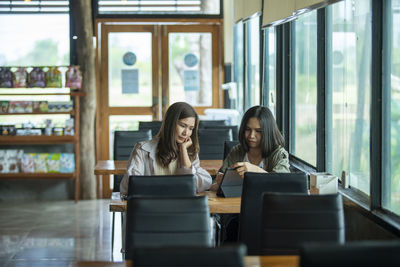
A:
[120,138,212,195]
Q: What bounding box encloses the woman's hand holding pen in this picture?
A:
[232,162,266,178]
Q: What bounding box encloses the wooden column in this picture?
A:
[72,0,97,199]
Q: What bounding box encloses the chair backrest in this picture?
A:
[127,175,196,198]
[239,172,308,255]
[113,130,152,160]
[113,130,152,192]
[138,121,162,137]
[223,140,239,160]
[300,241,400,267]
[205,125,239,141]
[133,244,247,267]
[199,120,226,128]
[125,196,211,259]
[261,193,345,255]
[198,128,233,160]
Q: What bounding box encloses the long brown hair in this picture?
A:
[238,106,285,158]
[156,102,200,167]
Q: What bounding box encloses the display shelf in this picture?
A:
[0,90,86,97]
[0,173,75,179]
[0,83,83,202]
[0,111,74,115]
[0,135,76,145]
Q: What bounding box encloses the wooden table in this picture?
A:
[70,255,299,267]
[94,159,222,198]
[110,190,241,214]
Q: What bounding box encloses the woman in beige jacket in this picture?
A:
[120,102,212,196]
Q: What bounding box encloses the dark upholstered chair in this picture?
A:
[223,140,239,160]
[127,175,196,198]
[199,120,226,128]
[113,130,152,192]
[198,128,233,160]
[300,241,400,267]
[239,172,308,255]
[112,130,152,253]
[132,244,247,267]
[204,125,239,141]
[261,193,345,255]
[138,121,162,137]
[125,196,211,259]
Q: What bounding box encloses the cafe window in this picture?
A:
[97,0,221,15]
[292,10,317,166]
[327,0,371,195]
[382,0,400,215]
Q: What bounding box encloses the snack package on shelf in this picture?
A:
[8,101,24,113]
[0,67,13,88]
[34,153,49,173]
[60,153,75,173]
[64,118,74,136]
[5,149,19,173]
[21,153,35,173]
[16,129,26,136]
[29,129,42,136]
[45,67,62,88]
[48,101,73,112]
[48,153,61,173]
[23,101,33,113]
[65,66,82,89]
[0,101,9,113]
[0,150,8,173]
[28,67,46,88]
[39,101,48,112]
[44,119,53,136]
[1,125,16,136]
[13,67,28,88]
[32,101,40,112]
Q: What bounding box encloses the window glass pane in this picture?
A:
[293,10,317,166]
[385,0,400,214]
[267,27,277,116]
[328,0,371,194]
[98,0,220,15]
[245,16,260,108]
[169,32,212,106]
[0,14,69,66]
[234,21,244,114]
[108,32,152,107]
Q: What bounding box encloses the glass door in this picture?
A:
[97,24,160,197]
[162,24,221,115]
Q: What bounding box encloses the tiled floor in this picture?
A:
[0,199,121,266]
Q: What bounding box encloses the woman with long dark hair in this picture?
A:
[120,102,212,195]
[217,105,289,183]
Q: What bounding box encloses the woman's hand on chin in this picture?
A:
[180,137,193,150]
[232,162,267,178]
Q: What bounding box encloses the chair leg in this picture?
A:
[121,212,126,260]
[111,212,115,258]
[210,215,222,247]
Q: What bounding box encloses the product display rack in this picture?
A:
[0,89,85,202]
